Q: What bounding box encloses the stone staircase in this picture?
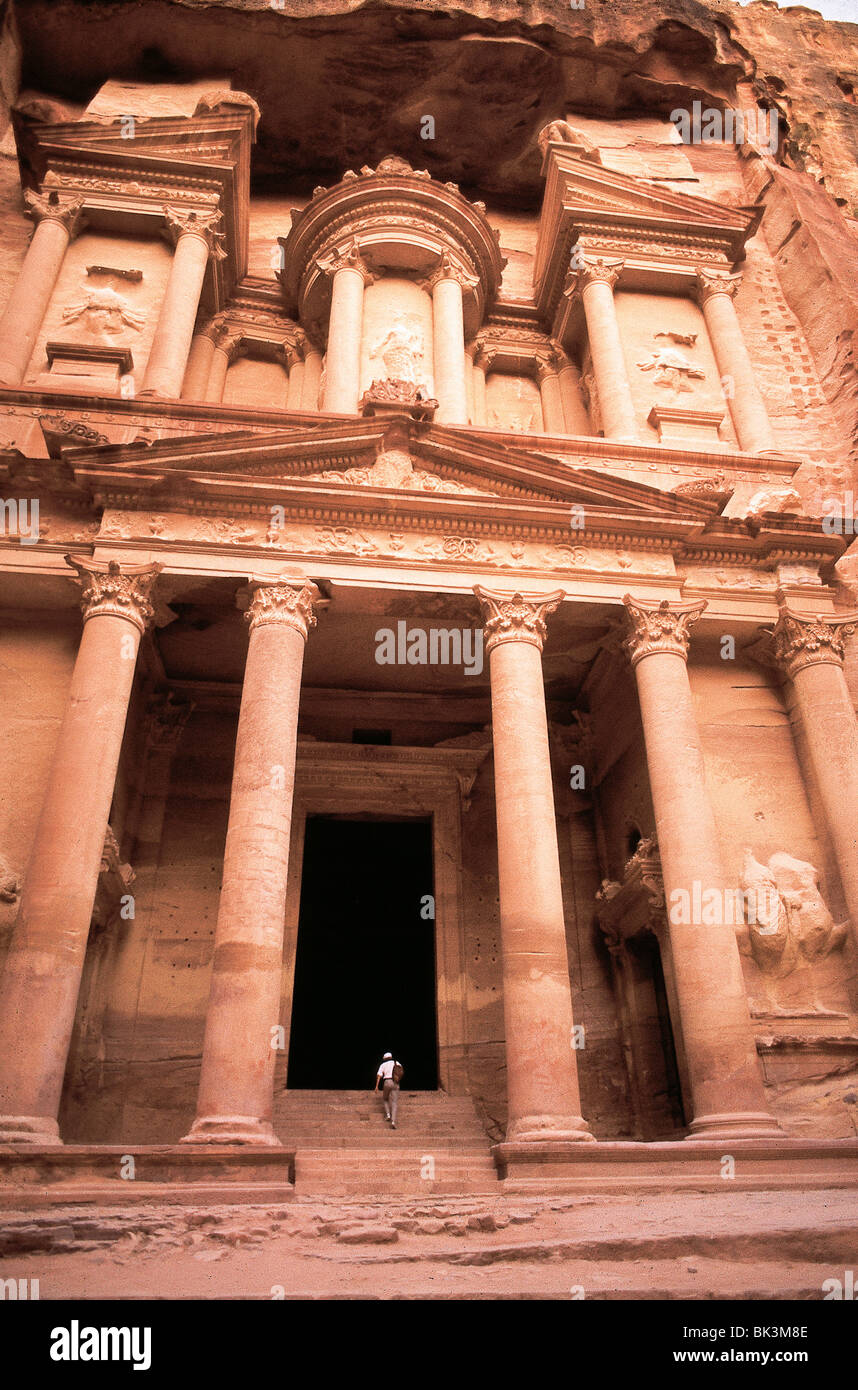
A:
[273,1090,499,1195]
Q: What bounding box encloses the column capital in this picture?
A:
[564,256,624,299]
[274,328,308,369]
[472,340,498,372]
[534,343,565,382]
[163,206,227,261]
[770,606,858,679]
[421,250,479,294]
[245,577,322,640]
[143,691,194,754]
[474,586,565,654]
[316,237,375,285]
[66,556,163,634]
[694,268,742,306]
[25,189,86,239]
[622,594,707,668]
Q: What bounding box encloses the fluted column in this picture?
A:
[426,253,476,426]
[474,586,594,1145]
[565,257,638,442]
[182,578,321,1145]
[771,607,858,945]
[318,239,372,414]
[141,208,225,399]
[301,347,323,411]
[535,345,566,434]
[695,270,776,454]
[0,557,161,1142]
[622,595,781,1140]
[0,191,86,388]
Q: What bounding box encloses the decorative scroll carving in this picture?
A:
[65,555,162,634]
[245,579,320,640]
[473,585,565,653]
[622,595,707,667]
[770,607,858,678]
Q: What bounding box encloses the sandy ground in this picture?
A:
[1,1187,856,1300]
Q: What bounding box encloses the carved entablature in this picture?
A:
[277,154,506,341]
[198,307,307,368]
[472,320,570,381]
[535,136,762,339]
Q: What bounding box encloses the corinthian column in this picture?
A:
[535,345,566,434]
[474,586,594,1144]
[565,257,638,442]
[0,557,161,1142]
[318,239,373,414]
[695,270,776,454]
[622,595,781,1140]
[771,606,858,945]
[0,191,86,387]
[182,578,321,1145]
[426,253,477,426]
[141,208,226,399]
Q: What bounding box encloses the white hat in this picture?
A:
[383,1052,393,1060]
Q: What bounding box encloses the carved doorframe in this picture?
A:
[277,742,486,1093]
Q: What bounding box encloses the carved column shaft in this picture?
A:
[301,348,323,411]
[536,349,566,434]
[0,558,160,1142]
[320,243,370,413]
[182,329,218,400]
[464,344,477,426]
[570,260,638,442]
[286,358,305,410]
[772,608,858,944]
[475,586,593,1145]
[205,331,241,404]
[142,210,224,399]
[472,350,488,426]
[557,360,590,436]
[183,579,320,1145]
[696,270,776,453]
[623,595,780,1140]
[0,194,85,388]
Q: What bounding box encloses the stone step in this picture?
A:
[293,1146,499,1194]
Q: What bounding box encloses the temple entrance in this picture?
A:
[286,815,438,1089]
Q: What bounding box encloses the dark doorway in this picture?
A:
[286,816,437,1089]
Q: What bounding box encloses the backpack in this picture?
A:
[392,1062,404,1084]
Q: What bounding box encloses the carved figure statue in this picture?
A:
[637,343,705,393]
[62,286,145,336]
[739,849,848,992]
[370,320,426,386]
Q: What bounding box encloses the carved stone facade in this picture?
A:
[0,1,857,1215]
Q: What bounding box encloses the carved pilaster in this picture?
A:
[770,607,858,679]
[245,578,321,640]
[474,586,565,654]
[163,206,226,261]
[622,594,707,668]
[66,556,162,634]
[694,268,742,307]
[144,692,194,754]
[24,190,86,239]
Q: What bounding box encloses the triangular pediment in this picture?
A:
[548,149,759,240]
